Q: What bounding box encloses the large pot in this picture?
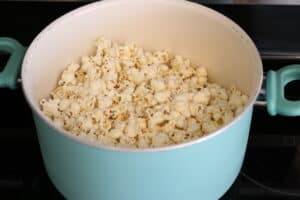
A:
[1,0,299,199]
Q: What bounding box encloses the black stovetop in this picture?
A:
[1,1,300,200]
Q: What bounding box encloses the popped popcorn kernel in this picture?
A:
[40,36,248,148]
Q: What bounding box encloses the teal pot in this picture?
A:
[1,0,300,199]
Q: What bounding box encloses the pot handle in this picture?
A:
[266,64,300,116]
[0,37,25,89]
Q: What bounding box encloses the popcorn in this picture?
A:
[152,133,170,147]
[173,114,186,130]
[154,91,171,103]
[171,130,185,143]
[196,67,208,77]
[149,111,167,127]
[229,92,244,108]
[40,98,60,118]
[109,128,123,139]
[192,88,210,105]
[137,118,147,130]
[137,136,149,148]
[40,36,248,149]
[202,121,219,134]
[127,67,144,84]
[166,76,179,89]
[59,63,80,85]
[151,79,166,91]
[174,101,191,118]
[142,64,158,80]
[187,118,201,133]
[125,115,138,137]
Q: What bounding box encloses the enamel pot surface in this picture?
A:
[1,0,300,200]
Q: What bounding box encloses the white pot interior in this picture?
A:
[22,0,262,128]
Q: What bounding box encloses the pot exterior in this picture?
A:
[33,107,253,200]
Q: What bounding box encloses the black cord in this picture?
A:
[241,171,300,197]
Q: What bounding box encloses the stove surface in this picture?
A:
[1,1,300,199]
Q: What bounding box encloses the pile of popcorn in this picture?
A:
[40,37,248,148]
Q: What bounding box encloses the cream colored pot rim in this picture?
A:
[21,0,263,153]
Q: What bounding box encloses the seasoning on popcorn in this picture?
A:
[40,36,248,148]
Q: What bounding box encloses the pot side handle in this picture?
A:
[266,64,300,116]
[0,37,25,90]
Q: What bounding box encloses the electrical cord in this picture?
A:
[241,171,300,197]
